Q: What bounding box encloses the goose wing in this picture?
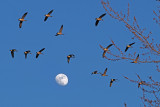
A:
[99,13,106,18]
[11,51,14,58]
[106,44,113,49]
[125,46,129,52]
[59,25,63,33]
[135,54,139,62]
[110,80,113,87]
[22,12,28,19]
[19,21,23,28]
[39,48,45,52]
[48,9,53,15]
[95,20,99,26]
[36,53,39,58]
[25,53,27,59]
[103,68,108,75]
[44,16,48,21]
[129,42,135,46]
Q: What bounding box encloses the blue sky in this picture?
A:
[0,0,159,107]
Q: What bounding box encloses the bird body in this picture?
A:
[24,51,30,54]
[96,18,103,21]
[127,45,131,48]
[102,74,107,76]
[18,19,27,21]
[45,14,52,17]
[56,32,63,35]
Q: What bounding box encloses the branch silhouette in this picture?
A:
[101,0,160,106]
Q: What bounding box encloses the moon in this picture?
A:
[55,73,68,86]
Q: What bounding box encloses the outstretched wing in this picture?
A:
[36,54,39,58]
[67,57,70,63]
[138,83,140,88]
[102,51,106,58]
[91,71,98,75]
[110,80,113,87]
[22,12,28,19]
[27,50,31,53]
[44,16,48,21]
[135,54,139,62]
[59,25,63,33]
[48,9,53,15]
[103,68,108,75]
[106,44,113,49]
[125,46,129,52]
[25,53,27,59]
[19,21,23,28]
[99,13,106,18]
[39,48,45,52]
[11,51,14,58]
[70,54,75,58]
[129,42,135,46]
[95,20,99,26]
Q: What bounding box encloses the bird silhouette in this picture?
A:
[110,79,117,87]
[100,44,113,58]
[95,13,106,26]
[55,25,64,36]
[138,81,145,88]
[10,49,17,58]
[18,12,28,28]
[99,67,108,76]
[125,42,135,52]
[36,48,45,58]
[91,71,99,75]
[67,54,75,63]
[24,50,31,59]
[131,54,139,63]
[44,9,53,21]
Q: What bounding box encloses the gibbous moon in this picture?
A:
[55,73,68,86]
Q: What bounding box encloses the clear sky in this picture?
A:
[0,0,159,107]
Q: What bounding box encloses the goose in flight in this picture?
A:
[67,54,75,63]
[100,44,113,58]
[131,54,139,63]
[125,42,135,52]
[55,25,64,36]
[24,50,31,59]
[99,67,108,76]
[10,49,17,58]
[91,71,99,75]
[36,48,45,58]
[44,9,54,21]
[95,13,106,26]
[18,12,28,28]
[109,79,118,87]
